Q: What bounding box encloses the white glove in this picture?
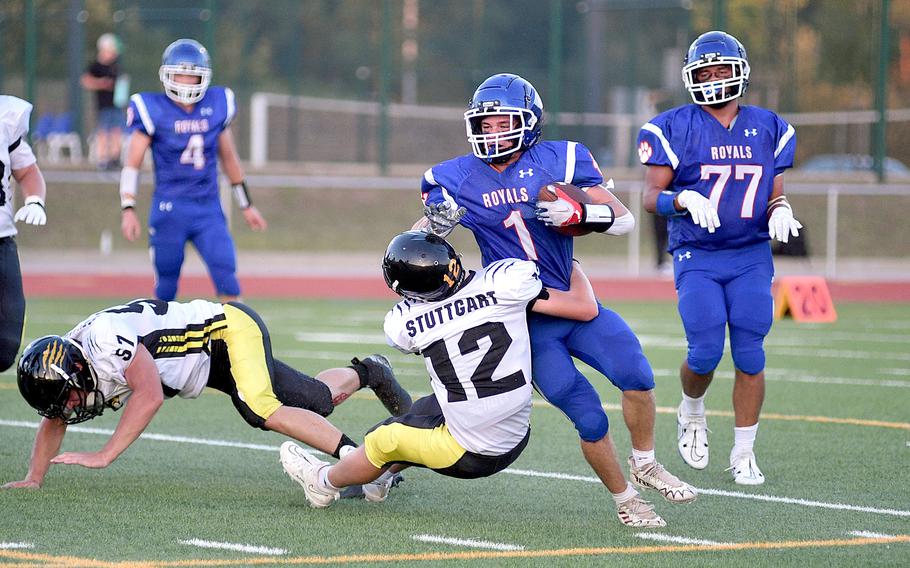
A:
[676,190,720,233]
[768,206,802,244]
[14,196,47,226]
[424,201,466,237]
[536,197,583,227]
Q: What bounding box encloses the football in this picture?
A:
[537,182,593,237]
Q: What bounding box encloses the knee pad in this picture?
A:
[575,408,610,442]
[687,342,724,375]
[731,345,765,376]
[613,357,656,391]
[541,379,610,442]
[155,279,178,302]
[271,359,334,417]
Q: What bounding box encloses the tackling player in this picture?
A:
[120,38,266,302]
[638,31,802,484]
[3,298,411,492]
[416,75,695,526]
[279,232,670,525]
[0,96,48,372]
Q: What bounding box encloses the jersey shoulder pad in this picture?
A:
[74,315,136,385]
[482,259,542,303]
[0,96,33,141]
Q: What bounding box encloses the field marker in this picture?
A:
[0,542,33,549]
[178,538,287,556]
[849,531,896,539]
[412,534,524,551]
[633,533,732,546]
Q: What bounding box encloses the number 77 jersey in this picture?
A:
[638,104,796,251]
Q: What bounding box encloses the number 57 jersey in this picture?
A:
[638,104,796,251]
[383,259,543,456]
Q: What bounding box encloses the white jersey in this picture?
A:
[65,299,227,409]
[384,259,543,455]
[0,96,38,238]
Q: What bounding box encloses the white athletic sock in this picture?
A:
[338,444,357,459]
[681,392,706,416]
[319,466,339,490]
[631,448,655,469]
[611,482,638,505]
[731,423,759,460]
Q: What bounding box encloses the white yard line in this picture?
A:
[178,538,286,555]
[2,419,908,519]
[848,531,897,539]
[0,542,34,549]
[412,534,524,551]
[633,533,732,546]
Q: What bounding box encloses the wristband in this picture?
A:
[120,166,139,210]
[767,195,791,216]
[24,195,45,209]
[580,203,615,233]
[655,190,681,217]
[232,181,252,209]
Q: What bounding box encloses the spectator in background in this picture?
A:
[81,33,124,170]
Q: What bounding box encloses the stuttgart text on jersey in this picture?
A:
[405,291,500,337]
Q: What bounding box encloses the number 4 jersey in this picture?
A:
[384,259,543,456]
[126,87,235,200]
[638,104,796,251]
[64,299,227,408]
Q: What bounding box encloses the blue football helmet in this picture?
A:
[159,38,212,105]
[17,335,106,424]
[682,31,750,105]
[464,73,544,164]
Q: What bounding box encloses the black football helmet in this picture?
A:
[17,335,106,424]
[382,231,464,301]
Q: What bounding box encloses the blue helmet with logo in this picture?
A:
[159,38,212,105]
[464,73,544,164]
[682,31,750,105]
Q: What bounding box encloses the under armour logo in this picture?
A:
[519,168,534,178]
[744,128,758,137]
[677,251,692,262]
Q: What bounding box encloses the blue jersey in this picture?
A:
[638,104,795,251]
[422,141,604,290]
[126,86,236,200]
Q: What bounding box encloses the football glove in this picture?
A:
[424,201,466,237]
[768,205,802,244]
[14,196,47,226]
[676,190,720,233]
[536,196,584,227]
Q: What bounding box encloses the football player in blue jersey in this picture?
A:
[119,39,267,302]
[639,31,803,485]
[416,73,695,527]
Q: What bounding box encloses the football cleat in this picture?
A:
[616,494,666,528]
[727,452,765,485]
[362,471,404,503]
[629,457,698,504]
[677,404,710,470]
[353,355,412,416]
[279,442,339,508]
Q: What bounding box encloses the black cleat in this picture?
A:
[352,355,412,416]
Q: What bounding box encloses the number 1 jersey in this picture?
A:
[384,259,542,456]
[126,87,236,200]
[637,104,796,251]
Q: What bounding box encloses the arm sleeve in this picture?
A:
[637,120,679,170]
[126,94,155,136]
[383,308,417,354]
[485,259,543,305]
[77,317,135,387]
[223,87,237,129]
[772,115,796,176]
[568,142,605,188]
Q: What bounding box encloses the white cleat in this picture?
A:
[279,442,340,508]
[677,404,710,470]
[727,452,765,485]
[616,494,667,528]
[629,457,698,504]
[362,471,397,503]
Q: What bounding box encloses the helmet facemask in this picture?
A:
[159,64,212,105]
[465,106,539,164]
